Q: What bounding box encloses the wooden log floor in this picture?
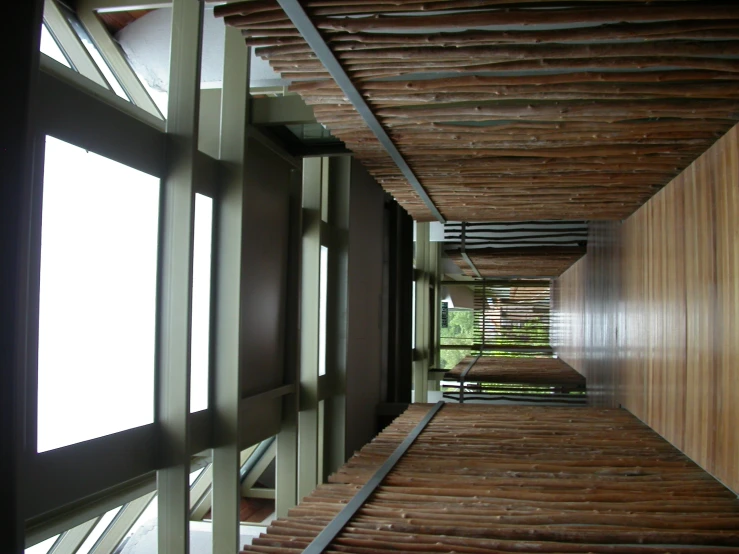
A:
[243,404,739,553]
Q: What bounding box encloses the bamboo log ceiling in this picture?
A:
[243,404,739,553]
[217,1,739,222]
[448,246,585,277]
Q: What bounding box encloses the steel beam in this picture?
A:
[43,0,109,89]
[89,493,156,554]
[275,0,445,223]
[251,95,316,126]
[240,442,277,493]
[48,519,99,554]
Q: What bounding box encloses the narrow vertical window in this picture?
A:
[318,245,329,376]
[190,194,213,412]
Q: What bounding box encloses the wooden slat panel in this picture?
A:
[448,246,585,278]
[552,123,739,493]
[242,404,739,553]
[447,355,585,387]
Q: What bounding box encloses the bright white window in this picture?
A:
[40,23,70,68]
[318,245,328,376]
[190,194,213,412]
[37,136,160,452]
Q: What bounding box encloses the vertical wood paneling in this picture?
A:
[714,127,739,490]
[684,157,717,476]
[553,123,739,493]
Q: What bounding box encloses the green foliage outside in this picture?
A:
[439,308,474,369]
[518,320,549,347]
[438,305,552,370]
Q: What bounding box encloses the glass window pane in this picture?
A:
[40,23,71,68]
[190,194,213,412]
[37,136,160,452]
[318,246,328,376]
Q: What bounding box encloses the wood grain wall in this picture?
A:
[552,124,739,493]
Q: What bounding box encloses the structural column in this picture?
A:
[212,25,250,554]
[297,157,323,500]
[323,156,350,478]
[1,2,43,554]
[157,1,203,553]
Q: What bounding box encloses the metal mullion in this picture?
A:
[76,3,162,119]
[157,1,203,553]
[89,493,155,554]
[276,165,302,519]
[48,518,100,554]
[298,156,323,500]
[212,25,250,554]
[43,0,109,89]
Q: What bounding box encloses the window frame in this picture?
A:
[25,55,219,525]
